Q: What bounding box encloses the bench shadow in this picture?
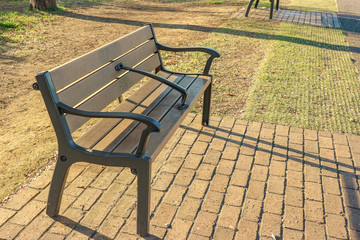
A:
[51,215,162,239]
[51,10,360,54]
[181,123,360,237]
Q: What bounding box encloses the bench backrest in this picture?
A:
[48,24,161,132]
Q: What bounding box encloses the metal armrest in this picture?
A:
[115,63,188,110]
[157,43,220,75]
[57,102,161,156]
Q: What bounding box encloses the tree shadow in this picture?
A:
[52,9,359,54]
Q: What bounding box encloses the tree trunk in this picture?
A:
[29,0,57,11]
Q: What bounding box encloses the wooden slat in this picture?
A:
[58,40,158,107]
[93,74,187,152]
[145,76,210,158]
[111,75,210,155]
[66,53,161,132]
[75,71,171,148]
[50,25,154,91]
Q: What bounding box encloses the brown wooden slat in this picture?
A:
[75,71,171,148]
[111,75,209,155]
[58,40,158,107]
[66,54,161,133]
[50,25,154,91]
[93,73,187,152]
[145,76,210,158]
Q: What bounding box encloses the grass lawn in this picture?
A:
[242,23,360,134]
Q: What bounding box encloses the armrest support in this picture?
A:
[115,63,188,110]
[157,43,220,75]
[57,102,161,156]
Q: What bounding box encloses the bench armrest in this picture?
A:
[57,102,161,156]
[157,43,220,75]
[115,63,188,110]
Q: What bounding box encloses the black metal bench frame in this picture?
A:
[33,23,219,237]
[245,0,280,19]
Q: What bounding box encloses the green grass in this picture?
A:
[242,23,360,134]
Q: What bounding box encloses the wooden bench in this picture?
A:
[33,23,219,237]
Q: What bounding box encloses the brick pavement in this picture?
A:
[1,113,360,239]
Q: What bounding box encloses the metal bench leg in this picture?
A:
[270,0,274,19]
[46,159,71,217]
[276,0,279,10]
[137,162,151,237]
[202,83,212,126]
[254,0,260,8]
[245,0,255,17]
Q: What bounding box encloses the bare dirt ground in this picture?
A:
[0,1,243,203]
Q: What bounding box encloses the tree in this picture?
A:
[29,0,57,11]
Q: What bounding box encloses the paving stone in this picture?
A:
[305,182,322,201]
[173,167,195,187]
[287,170,304,188]
[241,198,262,222]
[322,176,340,195]
[282,227,304,240]
[96,214,125,239]
[217,159,235,176]
[345,207,360,231]
[304,129,318,141]
[246,180,266,200]
[151,203,177,228]
[222,146,239,160]
[319,136,333,149]
[161,157,184,174]
[91,167,119,190]
[337,157,356,174]
[0,222,24,239]
[152,172,175,191]
[190,141,209,155]
[235,155,254,171]
[0,208,16,227]
[333,133,348,145]
[182,154,202,170]
[285,186,303,207]
[260,127,275,140]
[224,185,245,207]
[163,184,187,206]
[324,193,344,215]
[217,204,241,229]
[172,144,191,158]
[196,163,216,180]
[72,188,102,211]
[213,227,236,239]
[304,200,324,223]
[49,207,84,235]
[240,141,256,156]
[263,193,283,215]
[180,132,198,146]
[235,219,258,240]
[202,190,224,213]
[203,149,222,165]
[40,232,65,240]
[191,211,217,237]
[16,214,54,240]
[287,157,303,172]
[165,218,192,240]
[267,176,285,195]
[288,143,303,158]
[284,205,304,230]
[260,212,282,237]
[9,200,45,225]
[304,165,321,183]
[343,188,360,208]
[188,179,209,199]
[254,151,271,166]
[230,169,249,187]
[325,214,348,239]
[177,197,202,221]
[305,140,319,154]
[335,144,351,158]
[276,125,289,136]
[269,160,286,177]
[4,187,40,210]
[305,221,326,240]
[251,164,269,182]
[289,132,303,145]
[209,174,230,193]
[209,137,227,152]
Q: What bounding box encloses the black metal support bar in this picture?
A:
[115,63,189,110]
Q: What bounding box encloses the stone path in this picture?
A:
[233,7,342,28]
[1,113,360,239]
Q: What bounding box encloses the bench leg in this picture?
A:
[270,0,274,19]
[137,162,151,237]
[202,83,212,126]
[254,0,260,8]
[46,159,71,217]
[245,0,255,17]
